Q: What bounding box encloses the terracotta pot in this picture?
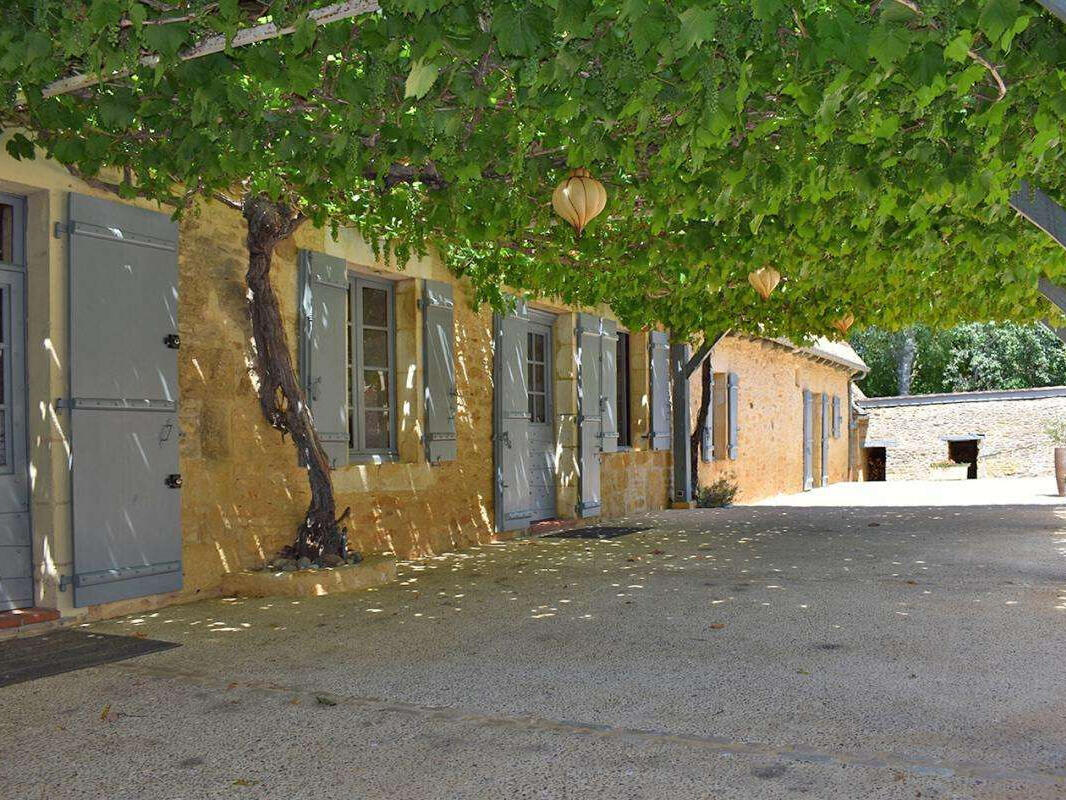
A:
[1056,447,1066,497]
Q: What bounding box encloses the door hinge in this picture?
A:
[59,574,74,592]
[54,222,71,239]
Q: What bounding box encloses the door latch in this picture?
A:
[164,334,181,350]
[165,473,183,489]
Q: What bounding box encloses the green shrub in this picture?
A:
[696,475,738,508]
[1046,420,1066,446]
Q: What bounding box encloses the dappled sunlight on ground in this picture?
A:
[11,494,1064,799]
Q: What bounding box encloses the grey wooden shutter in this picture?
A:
[727,372,739,460]
[700,371,714,463]
[495,301,532,531]
[803,389,813,490]
[600,319,618,453]
[821,393,830,486]
[577,313,603,516]
[832,395,842,438]
[67,193,181,606]
[299,250,349,469]
[648,331,671,450]
[423,280,457,463]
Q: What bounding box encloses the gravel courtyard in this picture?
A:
[2,479,1065,799]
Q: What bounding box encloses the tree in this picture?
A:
[896,327,918,396]
[943,322,1066,390]
[4,0,1066,554]
[852,322,1066,395]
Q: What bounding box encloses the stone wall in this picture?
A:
[863,394,1066,480]
[689,336,855,503]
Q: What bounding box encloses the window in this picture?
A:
[347,276,396,455]
[712,372,728,459]
[527,330,548,423]
[0,196,23,267]
[616,331,631,447]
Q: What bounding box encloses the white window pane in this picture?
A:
[362,286,388,327]
[363,328,388,368]
[363,369,389,408]
[364,409,390,450]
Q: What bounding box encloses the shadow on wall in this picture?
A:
[177,218,499,600]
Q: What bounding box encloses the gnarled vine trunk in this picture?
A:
[243,195,347,560]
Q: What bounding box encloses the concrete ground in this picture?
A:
[756,476,1066,507]
[3,480,1066,799]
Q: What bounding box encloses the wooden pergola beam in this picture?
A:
[41,0,380,99]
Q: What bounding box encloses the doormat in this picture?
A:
[546,525,650,540]
[0,628,179,688]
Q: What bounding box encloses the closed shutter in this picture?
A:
[577,313,603,516]
[422,280,457,463]
[600,319,618,453]
[67,193,181,606]
[821,393,830,486]
[727,372,739,460]
[648,331,671,450]
[803,389,813,490]
[701,370,714,463]
[832,395,842,438]
[299,250,349,469]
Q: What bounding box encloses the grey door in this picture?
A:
[526,315,556,521]
[495,302,532,531]
[802,389,813,491]
[67,193,182,607]
[0,194,30,611]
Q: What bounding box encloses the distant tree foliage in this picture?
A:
[851,323,1066,396]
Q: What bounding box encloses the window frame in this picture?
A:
[526,328,550,424]
[347,273,398,459]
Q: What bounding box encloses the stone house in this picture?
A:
[857,387,1066,481]
[0,148,865,627]
[687,336,868,502]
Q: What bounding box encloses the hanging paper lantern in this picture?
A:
[552,168,607,235]
[747,266,781,300]
[832,312,855,337]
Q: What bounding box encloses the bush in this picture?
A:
[1046,420,1066,446]
[696,475,738,508]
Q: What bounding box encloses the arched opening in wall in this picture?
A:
[944,436,982,480]
[864,446,886,481]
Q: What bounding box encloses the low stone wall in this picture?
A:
[862,394,1066,480]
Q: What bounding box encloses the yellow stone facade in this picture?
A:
[0,148,674,623]
[688,336,857,503]
[0,147,861,624]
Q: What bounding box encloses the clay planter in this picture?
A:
[1056,447,1066,497]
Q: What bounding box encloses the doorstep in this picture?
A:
[0,608,62,638]
[221,556,397,599]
